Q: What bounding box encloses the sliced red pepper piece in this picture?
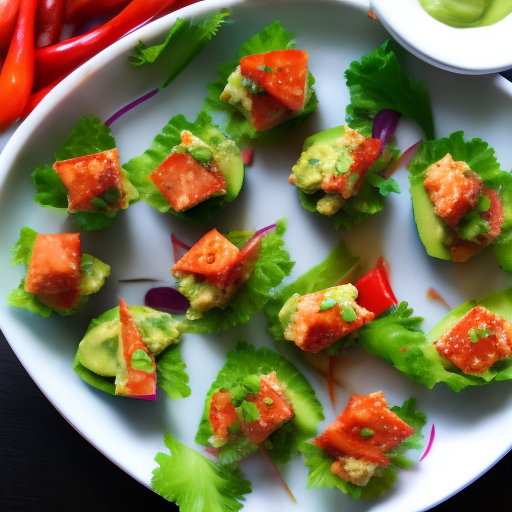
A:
[354,256,397,317]
[35,0,66,49]
[34,0,179,90]
[0,0,20,54]
[0,0,38,131]
[64,0,130,25]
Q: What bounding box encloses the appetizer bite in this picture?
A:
[408,132,512,270]
[32,116,138,231]
[266,239,398,356]
[124,112,244,224]
[295,40,435,229]
[302,393,426,499]
[74,301,190,400]
[7,227,110,317]
[204,20,317,142]
[195,341,323,464]
[171,219,293,333]
[358,287,512,391]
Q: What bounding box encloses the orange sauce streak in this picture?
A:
[426,287,451,311]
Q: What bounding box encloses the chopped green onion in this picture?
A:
[101,186,121,204]
[468,327,494,343]
[131,349,154,372]
[257,65,272,73]
[242,374,261,395]
[230,385,247,407]
[360,428,374,438]
[334,152,351,175]
[341,306,357,322]
[263,397,274,406]
[308,158,321,165]
[188,146,213,163]
[236,400,260,424]
[320,298,337,311]
[91,197,108,208]
[476,194,491,212]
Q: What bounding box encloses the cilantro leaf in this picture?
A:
[152,432,251,512]
[345,39,435,140]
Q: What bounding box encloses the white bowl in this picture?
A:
[372,0,512,74]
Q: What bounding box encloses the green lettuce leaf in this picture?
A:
[74,305,190,399]
[195,341,324,465]
[178,219,294,334]
[123,111,243,224]
[408,131,512,268]
[32,116,136,231]
[345,39,435,140]
[152,432,251,512]
[7,227,110,317]
[130,10,229,89]
[204,20,318,143]
[301,397,425,499]
[265,238,360,341]
[358,292,512,391]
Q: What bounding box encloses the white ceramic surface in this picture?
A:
[372,0,512,75]
[1,0,512,511]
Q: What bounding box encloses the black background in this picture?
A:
[1,333,510,512]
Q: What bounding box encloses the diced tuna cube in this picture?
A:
[423,153,483,228]
[434,305,512,374]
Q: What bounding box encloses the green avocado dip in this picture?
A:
[419,0,512,28]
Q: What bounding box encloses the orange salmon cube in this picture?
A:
[321,137,382,198]
[240,50,309,111]
[115,299,157,398]
[284,290,375,353]
[209,390,239,440]
[149,152,226,212]
[314,392,414,467]
[53,148,126,212]
[241,373,294,444]
[171,228,239,279]
[423,154,482,228]
[250,93,293,131]
[25,233,82,308]
[434,305,512,374]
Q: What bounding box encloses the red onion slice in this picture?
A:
[105,88,160,127]
[144,287,190,313]
[131,392,157,401]
[419,423,435,462]
[372,109,402,147]
[241,149,254,166]
[171,233,191,263]
[254,223,276,237]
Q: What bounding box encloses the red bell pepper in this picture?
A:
[35,0,66,48]
[0,0,20,54]
[64,0,131,25]
[354,256,397,317]
[34,0,179,90]
[0,0,38,131]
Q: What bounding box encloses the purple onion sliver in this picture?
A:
[131,392,157,401]
[105,88,160,127]
[254,223,277,237]
[419,423,435,462]
[144,287,190,313]
[372,109,402,147]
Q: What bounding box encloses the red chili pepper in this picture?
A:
[21,78,61,120]
[35,0,66,49]
[64,0,131,25]
[0,0,38,132]
[0,0,20,54]
[34,0,179,90]
[354,256,397,317]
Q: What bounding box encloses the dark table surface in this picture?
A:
[1,331,510,512]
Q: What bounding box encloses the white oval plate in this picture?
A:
[1,1,512,511]
[371,0,512,75]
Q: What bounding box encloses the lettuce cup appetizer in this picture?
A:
[7,227,110,317]
[266,239,399,356]
[195,341,323,465]
[124,112,244,224]
[32,116,139,231]
[204,20,317,143]
[74,300,190,401]
[358,288,512,391]
[301,393,426,499]
[171,219,293,333]
[408,132,512,270]
[294,40,436,229]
